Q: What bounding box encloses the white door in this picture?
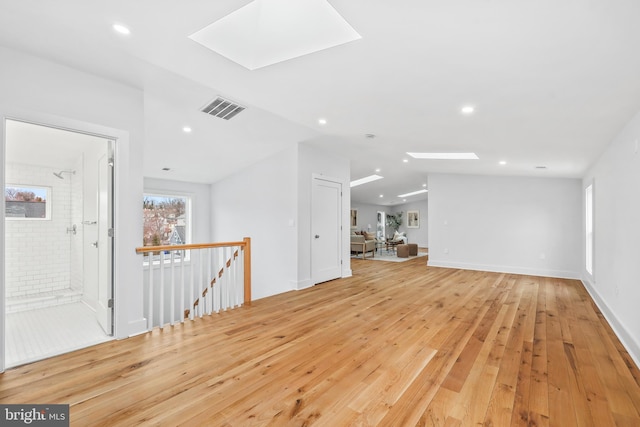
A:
[311,178,342,284]
[95,146,114,335]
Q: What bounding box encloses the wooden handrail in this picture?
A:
[135,240,247,254]
[136,237,252,307]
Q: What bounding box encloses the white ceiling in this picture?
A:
[2,0,640,205]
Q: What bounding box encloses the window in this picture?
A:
[5,185,51,220]
[585,184,594,275]
[143,193,191,262]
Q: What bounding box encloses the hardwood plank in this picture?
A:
[1,258,639,426]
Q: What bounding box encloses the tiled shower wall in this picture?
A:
[5,162,82,299]
[70,156,84,291]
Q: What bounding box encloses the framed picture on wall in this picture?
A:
[350,209,358,227]
[407,210,420,228]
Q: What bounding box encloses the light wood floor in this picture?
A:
[2,258,640,426]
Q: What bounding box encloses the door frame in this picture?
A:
[0,107,126,373]
[311,175,345,285]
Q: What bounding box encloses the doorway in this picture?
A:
[3,119,114,368]
[311,177,342,284]
[377,211,386,240]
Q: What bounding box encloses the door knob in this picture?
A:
[91,241,98,248]
[315,235,320,239]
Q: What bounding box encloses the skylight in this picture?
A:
[397,189,428,198]
[189,0,361,70]
[407,152,479,160]
[350,174,383,188]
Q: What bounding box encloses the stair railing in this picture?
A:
[135,237,251,330]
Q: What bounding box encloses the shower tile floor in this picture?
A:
[6,301,113,368]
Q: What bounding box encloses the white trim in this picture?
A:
[1,116,6,372]
[581,278,640,368]
[291,279,313,291]
[427,260,580,280]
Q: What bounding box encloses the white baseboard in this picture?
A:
[292,279,313,291]
[126,318,148,338]
[427,259,580,280]
[581,278,640,369]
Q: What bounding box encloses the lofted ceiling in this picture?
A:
[2,0,640,206]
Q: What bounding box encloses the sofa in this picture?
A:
[351,234,376,259]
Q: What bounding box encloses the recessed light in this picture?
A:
[112,23,131,35]
[403,199,407,202]
[350,174,384,188]
[183,126,192,133]
[422,183,427,187]
[375,168,381,173]
[402,159,409,163]
[318,118,327,125]
[379,194,384,198]
[461,105,475,115]
[407,152,479,160]
[398,189,428,198]
[499,161,507,165]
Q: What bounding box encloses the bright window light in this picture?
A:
[407,152,479,160]
[398,189,428,198]
[350,174,383,188]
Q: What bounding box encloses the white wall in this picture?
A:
[0,46,146,340]
[349,202,381,234]
[396,200,428,247]
[297,143,351,287]
[210,142,350,299]
[211,145,299,300]
[582,110,640,367]
[428,174,581,278]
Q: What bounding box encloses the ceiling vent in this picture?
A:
[201,97,245,120]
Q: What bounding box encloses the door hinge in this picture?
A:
[108,228,115,237]
[107,299,114,308]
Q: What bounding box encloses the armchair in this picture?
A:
[350,234,376,259]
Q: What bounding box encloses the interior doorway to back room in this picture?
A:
[3,119,114,368]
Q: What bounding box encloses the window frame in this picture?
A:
[142,191,193,265]
[5,184,52,221]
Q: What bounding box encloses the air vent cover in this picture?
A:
[201,97,245,120]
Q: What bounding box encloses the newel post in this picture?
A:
[243,237,252,305]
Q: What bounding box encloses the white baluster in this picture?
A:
[148,256,154,330]
[159,251,165,328]
[189,249,194,320]
[170,251,175,326]
[199,249,204,318]
[180,249,185,323]
[214,248,220,313]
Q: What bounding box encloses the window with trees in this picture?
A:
[143,193,191,262]
[5,185,51,220]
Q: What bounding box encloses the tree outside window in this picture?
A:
[143,194,191,262]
